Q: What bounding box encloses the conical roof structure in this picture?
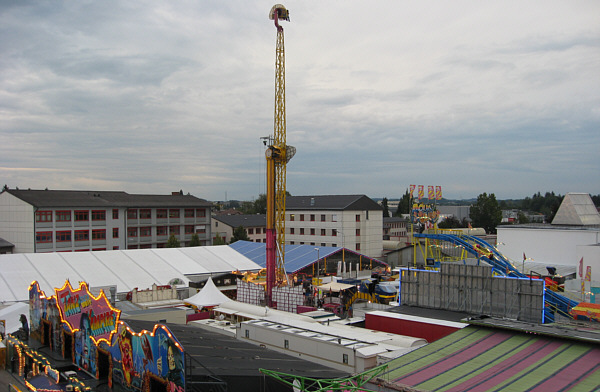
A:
[551,193,600,226]
[184,277,232,308]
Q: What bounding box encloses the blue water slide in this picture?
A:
[413,233,579,323]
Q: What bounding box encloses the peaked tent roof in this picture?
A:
[228,241,342,273]
[381,325,600,391]
[184,277,232,308]
[213,214,266,228]
[552,192,600,226]
[0,246,261,302]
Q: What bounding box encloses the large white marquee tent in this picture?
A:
[0,246,262,303]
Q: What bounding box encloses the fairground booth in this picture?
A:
[5,280,197,392]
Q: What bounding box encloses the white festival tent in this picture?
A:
[0,246,262,303]
[184,277,232,308]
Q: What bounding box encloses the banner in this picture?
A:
[418,185,424,200]
[579,257,584,278]
[409,184,416,198]
[428,185,434,200]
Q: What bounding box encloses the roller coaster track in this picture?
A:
[413,233,579,323]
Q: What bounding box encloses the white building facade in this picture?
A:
[0,189,212,253]
[285,195,383,259]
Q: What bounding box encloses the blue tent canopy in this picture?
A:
[228,241,342,273]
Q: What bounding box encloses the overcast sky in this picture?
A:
[1,1,599,202]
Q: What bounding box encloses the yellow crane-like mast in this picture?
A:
[265,4,295,307]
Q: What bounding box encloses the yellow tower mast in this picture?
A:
[265,4,295,307]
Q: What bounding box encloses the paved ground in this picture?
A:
[0,368,28,391]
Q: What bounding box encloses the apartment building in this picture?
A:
[212,214,266,243]
[0,189,212,253]
[285,195,383,259]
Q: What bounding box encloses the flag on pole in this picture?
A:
[579,257,584,278]
[428,186,434,200]
[435,186,442,200]
[523,252,526,261]
[418,185,424,200]
[409,184,416,198]
[586,266,592,282]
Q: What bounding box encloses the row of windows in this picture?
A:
[36,208,208,223]
[247,228,265,235]
[127,208,207,220]
[288,214,361,222]
[37,229,109,243]
[127,226,206,237]
[36,210,113,223]
[289,228,360,236]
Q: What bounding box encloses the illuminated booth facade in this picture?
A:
[7,280,185,392]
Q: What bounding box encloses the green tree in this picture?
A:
[517,211,530,224]
[438,216,461,229]
[230,226,250,243]
[381,197,390,218]
[213,233,227,245]
[395,189,411,216]
[166,234,181,248]
[253,194,267,215]
[188,232,201,247]
[470,193,502,234]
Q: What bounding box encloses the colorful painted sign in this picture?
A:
[54,280,120,344]
[107,321,185,392]
[410,202,440,224]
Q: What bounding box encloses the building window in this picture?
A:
[56,211,71,222]
[196,209,206,218]
[300,214,304,221]
[321,243,326,246]
[113,228,119,238]
[127,209,137,219]
[184,225,194,234]
[56,231,71,242]
[36,231,52,243]
[157,226,168,236]
[343,354,349,364]
[321,229,326,236]
[321,214,326,222]
[356,214,360,222]
[157,209,167,219]
[112,209,119,219]
[310,228,315,235]
[332,214,337,222]
[92,229,106,240]
[128,227,138,238]
[332,229,337,237]
[169,209,180,218]
[113,246,119,250]
[356,229,360,236]
[245,330,249,338]
[92,210,106,221]
[196,227,206,234]
[74,230,89,241]
[356,243,361,251]
[284,339,289,349]
[185,209,194,218]
[290,214,295,221]
[140,227,152,237]
[290,228,295,234]
[300,228,305,235]
[310,214,315,221]
[248,228,254,235]
[35,210,52,223]
[75,210,89,222]
[139,209,151,219]
[169,226,180,235]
